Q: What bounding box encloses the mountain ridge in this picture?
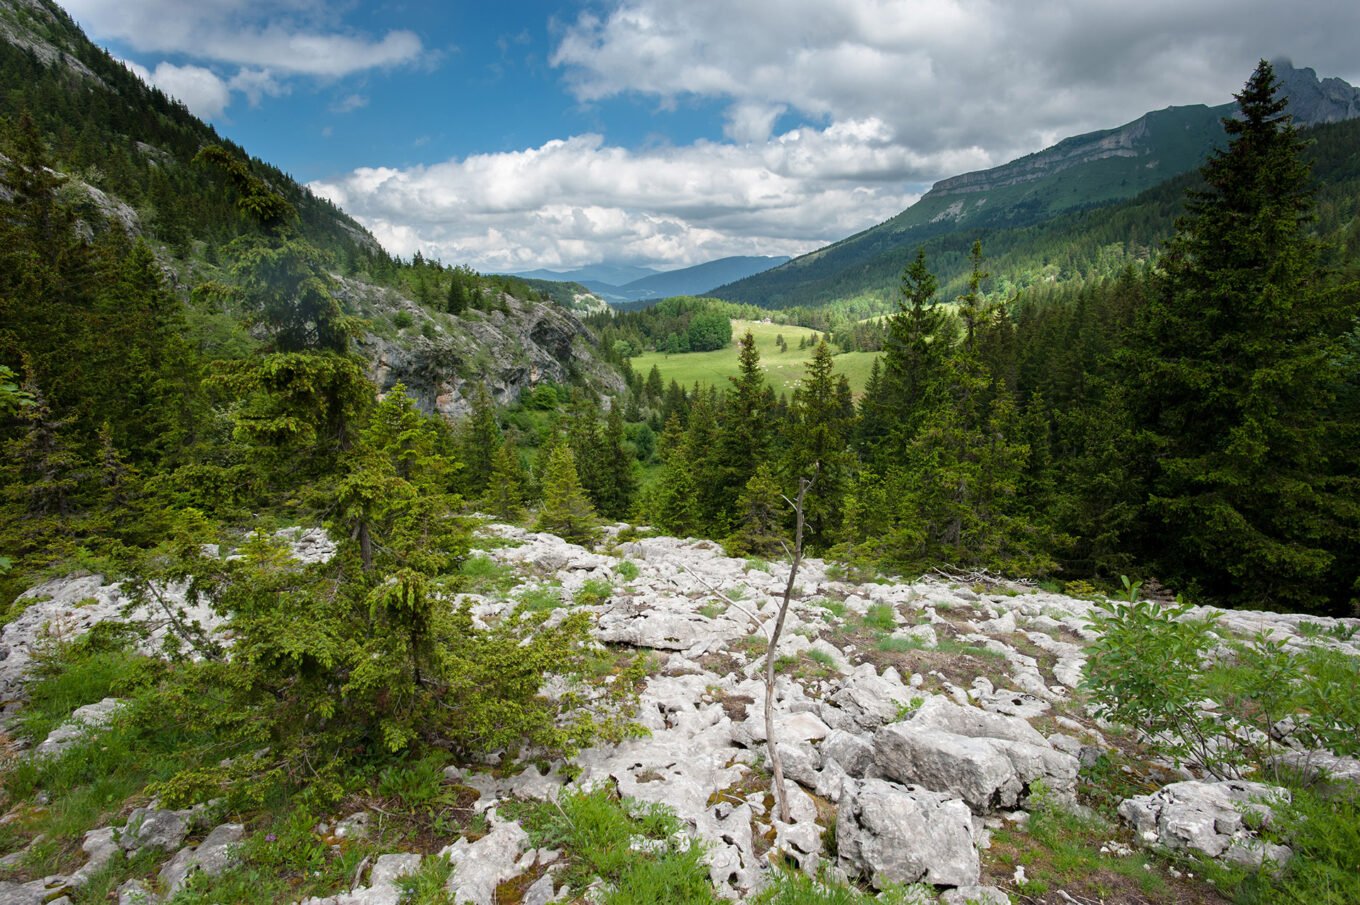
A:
[714,62,1360,309]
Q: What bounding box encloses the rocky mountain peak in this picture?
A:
[1271,58,1360,125]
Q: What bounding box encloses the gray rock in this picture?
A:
[821,729,874,777]
[522,871,557,905]
[67,826,120,888]
[116,879,156,905]
[977,690,1049,720]
[121,808,189,853]
[0,879,50,905]
[823,669,914,732]
[298,853,422,905]
[1267,750,1360,795]
[334,811,372,840]
[907,696,1047,746]
[890,624,937,649]
[837,778,979,888]
[1118,780,1292,868]
[157,822,244,894]
[873,704,1078,813]
[36,698,126,758]
[441,818,528,905]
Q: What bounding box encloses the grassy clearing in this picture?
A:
[632,320,880,397]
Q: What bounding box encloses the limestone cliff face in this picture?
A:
[339,277,624,419]
[931,116,1154,199]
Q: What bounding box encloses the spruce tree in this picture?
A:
[486,442,526,522]
[595,406,637,520]
[535,444,599,546]
[872,249,950,455]
[722,464,787,558]
[785,341,852,546]
[459,382,502,499]
[1129,60,1351,611]
[716,331,771,506]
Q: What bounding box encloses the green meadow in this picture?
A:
[631,319,881,397]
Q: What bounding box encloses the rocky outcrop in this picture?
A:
[1118,780,1292,868]
[873,696,1079,813]
[837,777,980,889]
[342,280,624,419]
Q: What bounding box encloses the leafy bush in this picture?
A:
[1085,577,1360,778]
[1082,579,1237,777]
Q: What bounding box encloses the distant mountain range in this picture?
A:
[510,255,789,305]
[714,62,1360,309]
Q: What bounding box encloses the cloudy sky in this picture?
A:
[58,0,1360,273]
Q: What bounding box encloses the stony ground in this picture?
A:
[2,522,1357,905]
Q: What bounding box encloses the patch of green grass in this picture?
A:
[990,790,1167,902]
[515,584,565,613]
[807,649,836,669]
[700,600,728,619]
[751,868,933,904]
[575,578,614,607]
[517,786,718,905]
[816,599,847,620]
[376,754,449,810]
[18,624,154,745]
[876,635,926,654]
[457,555,518,595]
[1201,786,1360,905]
[863,604,896,632]
[395,855,455,904]
[615,560,640,581]
[632,320,880,398]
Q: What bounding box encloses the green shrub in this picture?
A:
[515,584,565,613]
[615,560,640,581]
[575,578,614,607]
[522,787,718,905]
[863,604,896,632]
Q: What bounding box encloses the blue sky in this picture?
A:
[57,0,1360,273]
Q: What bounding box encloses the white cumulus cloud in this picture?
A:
[308,121,991,272]
[552,0,1360,168]
[62,0,426,76]
[120,59,232,119]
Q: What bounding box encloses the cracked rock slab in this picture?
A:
[837,777,979,889]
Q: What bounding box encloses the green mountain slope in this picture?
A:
[715,63,1360,310]
[0,0,384,265]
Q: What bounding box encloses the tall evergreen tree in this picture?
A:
[595,406,638,520]
[459,383,502,500]
[785,341,852,546]
[1129,60,1354,611]
[716,331,771,504]
[535,444,599,546]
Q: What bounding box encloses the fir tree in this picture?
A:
[1129,60,1352,611]
[459,383,502,499]
[722,464,787,558]
[486,442,526,522]
[785,341,852,546]
[535,444,598,545]
[716,331,771,506]
[594,406,637,520]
